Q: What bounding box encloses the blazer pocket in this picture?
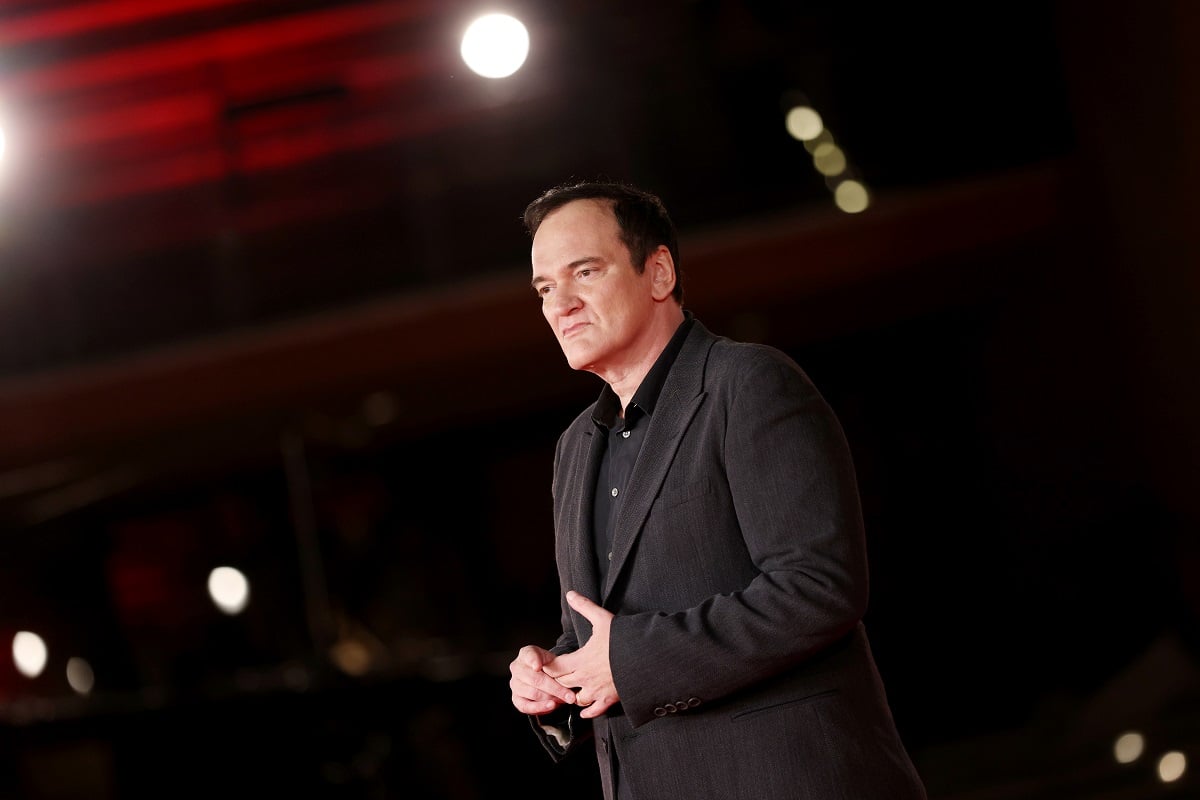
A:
[658,478,715,509]
[730,689,839,722]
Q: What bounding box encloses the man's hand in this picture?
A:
[509,644,578,715]
[542,591,619,719]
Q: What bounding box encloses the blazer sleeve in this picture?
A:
[524,423,593,760]
[609,346,871,727]
[526,705,594,762]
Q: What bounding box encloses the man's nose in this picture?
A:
[549,286,581,313]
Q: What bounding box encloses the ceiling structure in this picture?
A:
[0,0,1072,364]
[0,0,1077,483]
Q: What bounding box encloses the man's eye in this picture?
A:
[537,286,553,297]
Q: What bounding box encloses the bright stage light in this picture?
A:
[461,13,529,78]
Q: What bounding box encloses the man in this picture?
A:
[509,180,927,799]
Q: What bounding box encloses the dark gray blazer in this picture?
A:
[533,319,927,800]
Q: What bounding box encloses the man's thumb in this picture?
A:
[565,590,596,617]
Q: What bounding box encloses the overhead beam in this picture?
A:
[0,162,1069,472]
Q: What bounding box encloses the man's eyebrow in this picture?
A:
[530,257,600,289]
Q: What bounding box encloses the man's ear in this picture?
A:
[647,245,676,301]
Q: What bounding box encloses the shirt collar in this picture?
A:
[592,312,694,430]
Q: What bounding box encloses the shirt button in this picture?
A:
[611,487,618,497]
[607,551,613,561]
[621,430,631,438]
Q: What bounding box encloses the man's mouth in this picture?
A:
[561,322,588,338]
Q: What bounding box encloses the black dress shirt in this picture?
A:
[591,313,694,586]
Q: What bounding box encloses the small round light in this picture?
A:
[66,657,95,695]
[785,106,824,141]
[1158,751,1187,783]
[208,566,251,615]
[1113,731,1145,764]
[833,180,870,214]
[812,143,847,176]
[13,631,48,678]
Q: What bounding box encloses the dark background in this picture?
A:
[0,1,1197,798]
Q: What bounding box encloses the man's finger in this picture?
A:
[541,651,576,681]
[579,697,616,719]
[534,671,576,704]
[565,590,601,620]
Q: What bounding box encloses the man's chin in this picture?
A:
[563,350,596,372]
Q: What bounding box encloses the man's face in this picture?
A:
[530,199,658,374]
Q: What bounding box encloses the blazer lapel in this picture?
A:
[602,323,714,600]
[563,422,605,603]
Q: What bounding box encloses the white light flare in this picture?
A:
[461,13,529,78]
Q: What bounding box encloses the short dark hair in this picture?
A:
[523,180,684,303]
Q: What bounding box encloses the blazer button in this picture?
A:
[687,697,701,708]
[653,706,667,717]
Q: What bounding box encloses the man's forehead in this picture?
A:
[535,200,620,249]
[542,197,615,227]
